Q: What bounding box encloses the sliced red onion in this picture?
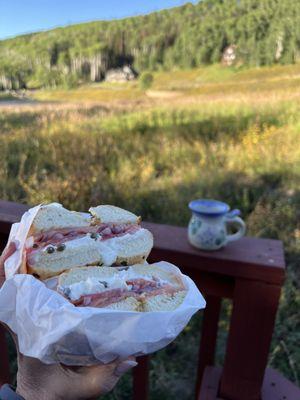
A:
[52,233,64,241]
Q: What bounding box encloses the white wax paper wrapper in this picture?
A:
[0,204,206,365]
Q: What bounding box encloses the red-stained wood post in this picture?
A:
[133,355,150,400]
[219,279,282,400]
[0,325,10,386]
[196,295,221,399]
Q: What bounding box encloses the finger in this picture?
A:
[0,241,17,292]
[0,242,17,279]
[62,355,136,373]
[87,359,138,395]
[69,357,137,380]
[0,243,19,354]
[0,242,17,264]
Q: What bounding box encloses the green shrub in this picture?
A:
[139,72,154,90]
[62,73,79,89]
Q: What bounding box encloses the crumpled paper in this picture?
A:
[0,204,206,365]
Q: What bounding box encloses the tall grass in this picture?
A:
[1,64,299,399]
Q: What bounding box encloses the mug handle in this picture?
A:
[225,212,246,243]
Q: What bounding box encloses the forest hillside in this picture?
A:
[1,0,299,90]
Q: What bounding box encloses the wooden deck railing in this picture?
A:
[0,200,299,400]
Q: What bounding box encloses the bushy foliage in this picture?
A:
[139,72,154,90]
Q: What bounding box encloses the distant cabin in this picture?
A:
[222,45,237,66]
[105,66,137,83]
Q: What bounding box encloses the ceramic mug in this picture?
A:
[188,199,246,251]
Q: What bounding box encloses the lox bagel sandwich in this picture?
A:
[24,203,153,279]
[57,262,187,312]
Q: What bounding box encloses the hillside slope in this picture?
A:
[0,0,300,90]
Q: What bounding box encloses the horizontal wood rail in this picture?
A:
[0,200,298,400]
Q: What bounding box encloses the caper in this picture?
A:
[46,246,55,254]
[57,243,66,252]
[118,266,129,271]
[63,287,71,298]
[121,261,128,266]
[90,232,99,239]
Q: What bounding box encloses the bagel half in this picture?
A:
[89,205,141,225]
[28,203,90,236]
[57,262,187,312]
[25,203,153,279]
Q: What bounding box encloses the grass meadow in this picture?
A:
[1,64,300,399]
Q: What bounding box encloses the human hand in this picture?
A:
[15,355,137,400]
[0,242,137,400]
[0,241,16,287]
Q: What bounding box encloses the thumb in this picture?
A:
[0,242,19,352]
[82,358,138,395]
[0,241,17,265]
[0,241,17,287]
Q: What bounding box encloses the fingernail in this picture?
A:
[115,360,138,376]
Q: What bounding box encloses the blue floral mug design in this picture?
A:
[188,199,246,251]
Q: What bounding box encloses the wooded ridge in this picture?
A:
[1,0,299,90]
